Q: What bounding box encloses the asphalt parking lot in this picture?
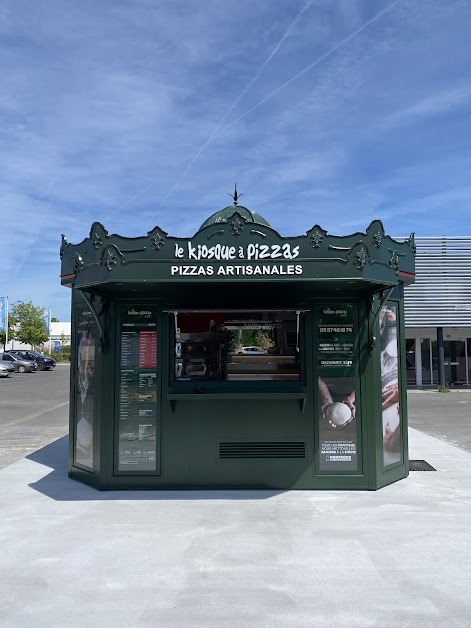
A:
[0,364,69,469]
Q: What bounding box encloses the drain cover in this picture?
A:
[409,460,436,471]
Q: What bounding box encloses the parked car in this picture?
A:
[0,353,37,373]
[8,350,56,371]
[237,346,267,355]
[0,363,15,377]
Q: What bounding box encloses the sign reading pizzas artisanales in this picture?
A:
[170,263,303,276]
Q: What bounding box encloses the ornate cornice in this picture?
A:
[60,215,415,289]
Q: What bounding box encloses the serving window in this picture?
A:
[173,311,301,382]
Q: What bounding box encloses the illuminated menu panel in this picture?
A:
[139,331,157,368]
[118,306,159,473]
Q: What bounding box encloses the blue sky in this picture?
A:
[1,0,470,320]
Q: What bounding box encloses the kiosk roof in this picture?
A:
[199,205,271,231]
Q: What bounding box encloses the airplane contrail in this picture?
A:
[104,0,405,225]
[217,0,406,135]
[139,1,314,223]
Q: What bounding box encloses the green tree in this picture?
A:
[10,302,49,348]
[51,317,59,322]
[254,330,274,351]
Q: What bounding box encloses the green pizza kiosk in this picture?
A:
[60,200,415,490]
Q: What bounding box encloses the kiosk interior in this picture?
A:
[60,203,415,490]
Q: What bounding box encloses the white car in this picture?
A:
[238,346,267,355]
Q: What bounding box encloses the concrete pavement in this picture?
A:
[1,425,470,628]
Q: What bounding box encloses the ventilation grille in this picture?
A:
[219,441,306,459]
[400,236,471,326]
[409,459,437,471]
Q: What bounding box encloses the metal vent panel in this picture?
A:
[219,441,306,459]
[398,236,471,327]
[409,459,437,471]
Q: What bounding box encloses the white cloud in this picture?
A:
[1,0,471,319]
[387,84,471,125]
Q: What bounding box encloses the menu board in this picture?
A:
[118,306,159,472]
[139,331,157,368]
[317,304,354,369]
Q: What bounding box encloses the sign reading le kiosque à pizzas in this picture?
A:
[170,241,304,277]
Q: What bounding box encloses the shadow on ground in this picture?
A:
[26,436,284,502]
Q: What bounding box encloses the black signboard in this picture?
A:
[118,305,159,472]
[316,304,358,472]
[317,304,354,370]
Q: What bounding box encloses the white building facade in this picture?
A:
[7,321,71,352]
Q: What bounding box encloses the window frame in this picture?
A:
[168,309,307,393]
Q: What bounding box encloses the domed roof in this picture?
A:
[199,205,271,231]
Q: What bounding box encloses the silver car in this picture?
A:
[0,362,15,377]
[0,352,37,373]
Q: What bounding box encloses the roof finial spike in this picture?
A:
[227,183,243,207]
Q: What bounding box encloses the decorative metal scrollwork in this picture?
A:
[207,230,224,240]
[60,234,68,260]
[151,234,165,251]
[230,217,244,236]
[311,231,324,248]
[93,233,103,249]
[405,233,416,257]
[250,229,267,239]
[353,248,367,270]
[372,232,382,248]
[73,253,84,274]
[105,249,118,271]
[390,251,400,273]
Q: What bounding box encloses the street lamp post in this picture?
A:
[49,307,52,354]
[4,296,9,350]
[44,306,52,354]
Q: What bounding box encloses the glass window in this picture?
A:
[431,340,439,385]
[405,339,416,385]
[174,311,301,382]
[446,341,466,386]
[74,305,96,470]
[380,304,401,467]
[420,338,432,385]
